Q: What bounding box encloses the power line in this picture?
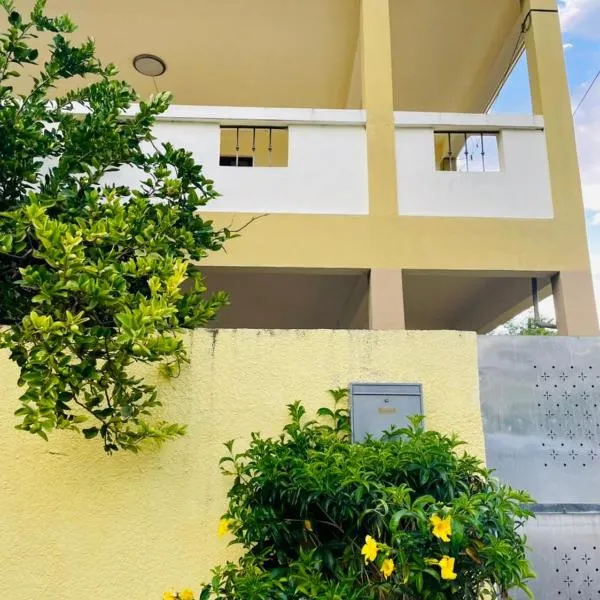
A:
[573,69,600,117]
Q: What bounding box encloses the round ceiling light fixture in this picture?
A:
[133,54,167,77]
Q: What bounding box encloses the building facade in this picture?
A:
[50,0,599,335]
[2,2,600,599]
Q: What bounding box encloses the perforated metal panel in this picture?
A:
[478,337,600,504]
[479,337,600,599]
[513,513,600,600]
[350,383,422,443]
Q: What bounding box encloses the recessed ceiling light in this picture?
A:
[133,54,167,77]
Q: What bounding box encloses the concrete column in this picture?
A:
[523,0,598,334]
[360,0,398,216]
[552,272,599,336]
[369,269,405,329]
[522,0,586,225]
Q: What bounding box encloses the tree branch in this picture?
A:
[225,213,269,234]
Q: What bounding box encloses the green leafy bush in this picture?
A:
[198,390,535,599]
[0,1,230,452]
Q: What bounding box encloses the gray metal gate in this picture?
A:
[478,337,600,599]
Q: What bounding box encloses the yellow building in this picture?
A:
[1,1,599,599]
[46,0,598,335]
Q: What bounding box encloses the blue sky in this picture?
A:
[492,0,600,316]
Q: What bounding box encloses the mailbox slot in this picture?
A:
[350,383,423,443]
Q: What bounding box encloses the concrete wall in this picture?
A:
[0,329,483,600]
[107,106,554,221]
[106,107,369,216]
[395,113,553,219]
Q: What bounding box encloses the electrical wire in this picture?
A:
[494,31,525,103]
[573,69,600,117]
[487,11,530,111]
[489,8,559,112]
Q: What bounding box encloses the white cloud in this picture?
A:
[559,0,600,38]
[564,42,574,50]
[572,81,600,215]
[554,3,600,217]
[571,82,600,317]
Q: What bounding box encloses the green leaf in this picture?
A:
[0,0,230,453]
[390,509,416,532]
[316,407,334,418]
[82,427,99,439]
[193,399,534,598]
[8,10,21,25]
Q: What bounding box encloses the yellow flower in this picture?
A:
[380,558,395,579]
[430,514,452,542]
[217,518,232,537]
[162,592,176,600]
[304,520,313,532]
[361,535,379,563]
[438,555,458,580]
[180,589,195,600]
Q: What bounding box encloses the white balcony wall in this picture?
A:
[394,113,554,219]
[107,106,369,215]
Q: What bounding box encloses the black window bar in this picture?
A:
[438,131,498,173]
[220,125,287,167]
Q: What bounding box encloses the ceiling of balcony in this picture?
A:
[13,0,523,112]
[388,0,522,112]
[200,268,368,330]
[402,271,552,333]
[198,268,550,333]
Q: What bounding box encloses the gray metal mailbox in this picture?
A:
[350,383,423,443]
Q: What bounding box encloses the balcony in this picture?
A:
[101,104,560,333]
[33,1,593,336]
[113,105,553,220]
[394,112,553,219]
[111,106,369,215]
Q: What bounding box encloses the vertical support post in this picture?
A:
[523,0,599,335]
[522,0,586,225]
[360,0,398,216]
[552,272,599,336]
[369,269,406,330]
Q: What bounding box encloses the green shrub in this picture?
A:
[198,390,535,599]
[0,0,229,452]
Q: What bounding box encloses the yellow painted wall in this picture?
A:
[0,329,483,600]
[192,0,593,286]
[200,211,592,273]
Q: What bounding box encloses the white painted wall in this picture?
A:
[394,113,554,219]
[102,107,554,220]
[105,107,369,216]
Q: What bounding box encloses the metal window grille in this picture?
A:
[435,131,500,173]
[219,126,288,167]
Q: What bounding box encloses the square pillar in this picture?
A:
[523,0,598,334]
[369,269,405,329]
[552,272,599,336]
[522,0,587,226]
[360,0,398,217]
